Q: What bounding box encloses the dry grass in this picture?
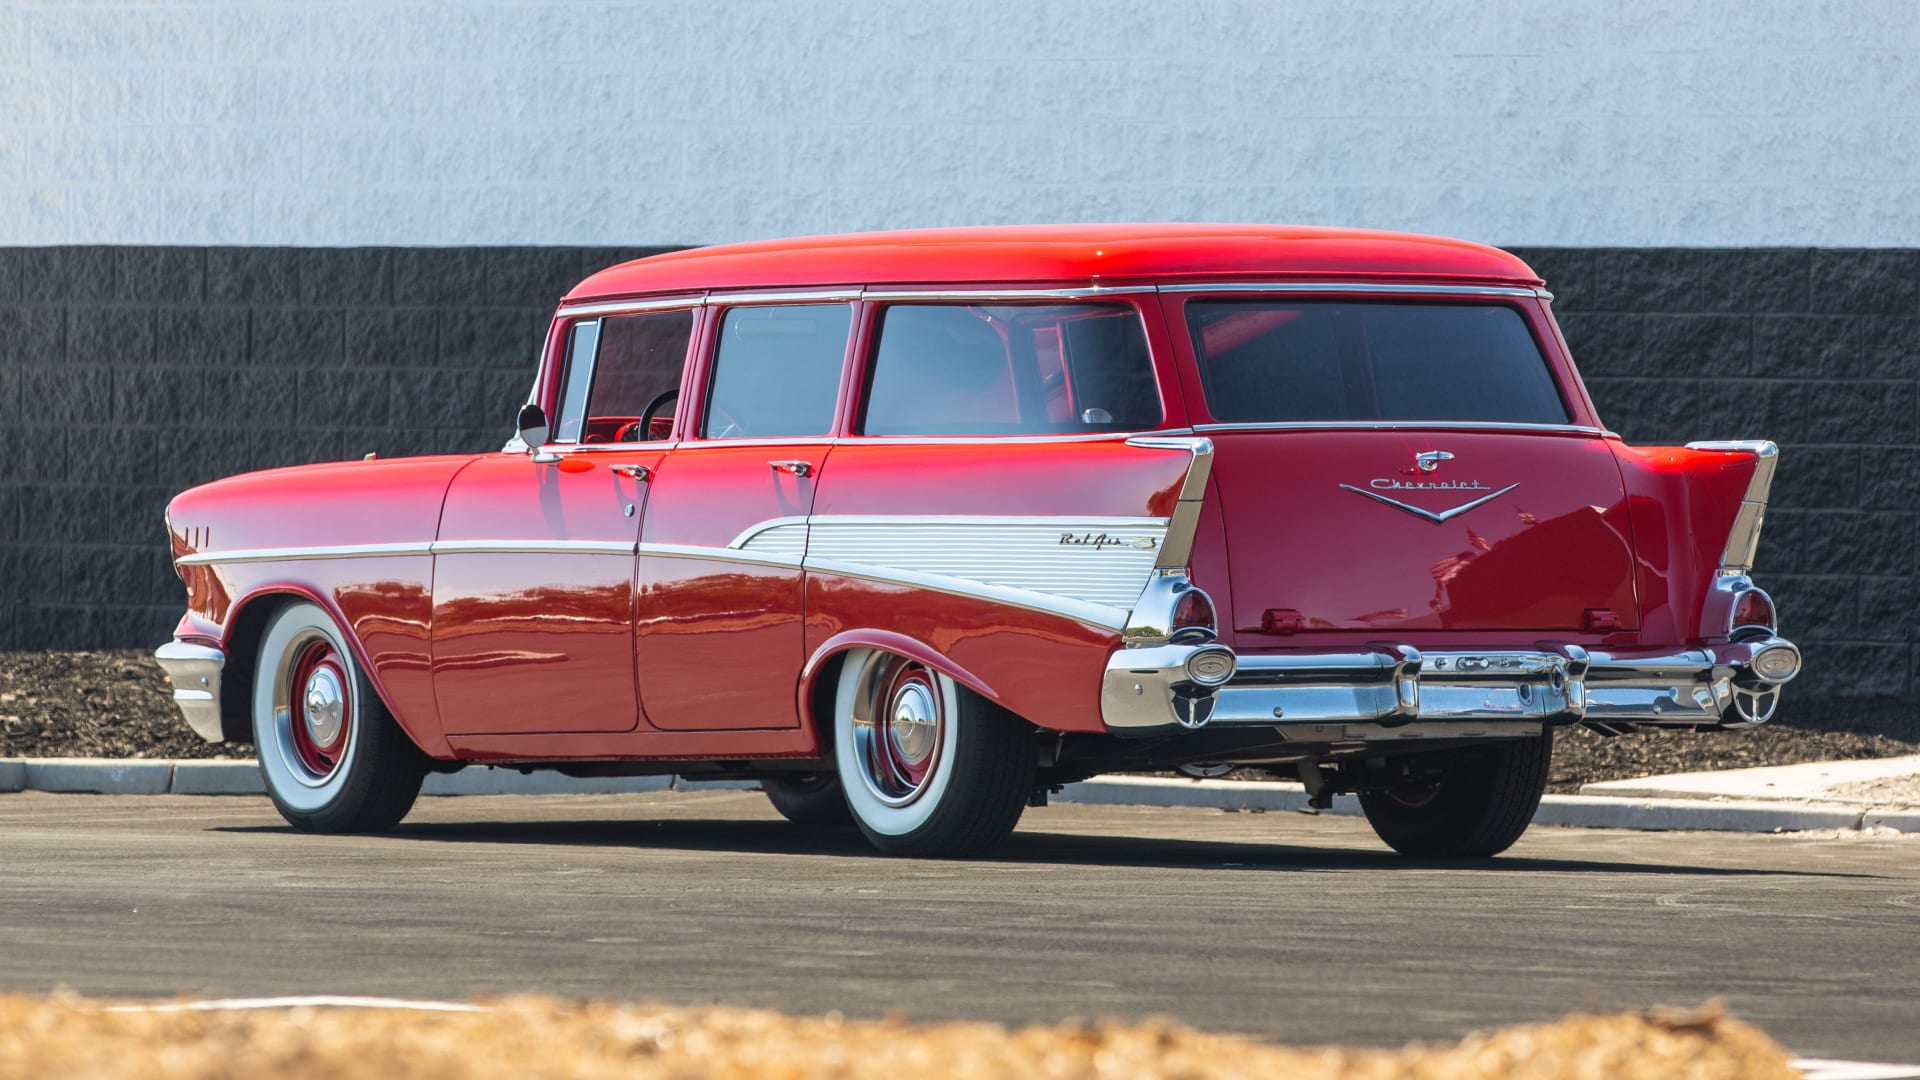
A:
[0,994,1799,1080]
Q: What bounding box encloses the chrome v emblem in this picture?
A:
[1340,482,1520,524]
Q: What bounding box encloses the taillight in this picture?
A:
[1168,586,1217,643]
[1730,587,1777,637]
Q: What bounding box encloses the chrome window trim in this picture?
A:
[859,286,1153,301]
[672,436,841,449]
[709,290,864,306]
[803,557,1130,630]
[1158,282,1547,299]
[1192,420,1614,436]
[555,294,708,318]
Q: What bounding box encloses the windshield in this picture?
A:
[1185,300,1569,425]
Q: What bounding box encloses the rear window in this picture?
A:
[861,303,1161,436]
[1185,301,1569,425]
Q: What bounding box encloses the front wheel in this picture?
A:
[1357,731,1553,859]
[253,601,428,833]
[832,650,1035,858]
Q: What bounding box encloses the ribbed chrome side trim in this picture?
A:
[1158,282,1545,298]
[805,557,1130,630]
[766,516,1169,608]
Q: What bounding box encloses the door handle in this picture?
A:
[769,460,813,478]
[610,464,651,481]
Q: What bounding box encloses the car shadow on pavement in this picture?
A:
[216,817,1873,878]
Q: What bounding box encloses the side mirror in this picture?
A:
[515,403,550,450]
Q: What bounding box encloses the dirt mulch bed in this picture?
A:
[0,994,1796,1080]
[3,649,1917,793]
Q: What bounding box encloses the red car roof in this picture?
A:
[565,224,1542,301]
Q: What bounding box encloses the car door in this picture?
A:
[635,299,854,731]
[432,306,694,735]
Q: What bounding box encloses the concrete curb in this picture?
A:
[1054,777,1910,835]
[1,758,1913,834]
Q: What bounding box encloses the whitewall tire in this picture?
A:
[253,601,427,833]
[832,649,1034,857]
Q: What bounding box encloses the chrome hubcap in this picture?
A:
[889,683,939,768]
[302,667,345,747]
[851,655,947,809]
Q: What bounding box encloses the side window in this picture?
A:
[861,303,1162,436]
[703,304,851,439]
[552,310,695,444]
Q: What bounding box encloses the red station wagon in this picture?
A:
[154,225,1801,859]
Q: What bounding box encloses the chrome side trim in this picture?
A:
[431,539,638,557]
[1685,440,1779,574]
[639,541,804,570]
[154,641,226,743]
[1126,435,1214,571]
[728,515,813,550]
[555,293,707,317]
[1194,421,1612,436]
[176,542,433,565]
[1157,282,1544,298]
[805,557,1130,630]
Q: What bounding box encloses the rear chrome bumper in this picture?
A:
[1101,636,1801,739]
[154,640,226,743]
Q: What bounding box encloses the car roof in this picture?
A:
[565,224,1543,301]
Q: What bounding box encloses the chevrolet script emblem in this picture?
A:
[1340,480,1519,524]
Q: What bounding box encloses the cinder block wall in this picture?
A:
[1,245,1914,699]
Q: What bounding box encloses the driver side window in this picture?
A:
[554,308,695,444]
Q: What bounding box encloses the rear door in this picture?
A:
[1164,291,1638,640]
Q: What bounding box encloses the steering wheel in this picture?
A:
[708,404,745,439]
[617,388,679,442]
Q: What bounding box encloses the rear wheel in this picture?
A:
[763,773,853,827]
[253,601,428,833]
[1358,731,1552,858]
[833,649,1034,857]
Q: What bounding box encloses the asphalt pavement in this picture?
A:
[0,791,1914,1062]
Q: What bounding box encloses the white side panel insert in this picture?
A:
[735,515,1169,613]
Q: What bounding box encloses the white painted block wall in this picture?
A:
[1,0,1916,247]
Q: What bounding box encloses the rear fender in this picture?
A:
[1611,440,1778,643]
[798,630,1005,739]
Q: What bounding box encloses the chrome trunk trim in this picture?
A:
[154,641,226,743]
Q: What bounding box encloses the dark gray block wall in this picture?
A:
[0,246,1914,699]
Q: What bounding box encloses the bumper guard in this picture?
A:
[154,640,226,743]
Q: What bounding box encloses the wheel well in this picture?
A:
[804,652,845,756]
[217,593,301,743]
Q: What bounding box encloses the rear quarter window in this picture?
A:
[1186,301,1569,425]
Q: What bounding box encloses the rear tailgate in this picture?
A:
[1211,429,1637,639]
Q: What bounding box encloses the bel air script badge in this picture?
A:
[1059,531,1159,551]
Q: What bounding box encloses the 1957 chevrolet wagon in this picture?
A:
[155,225,1801,859]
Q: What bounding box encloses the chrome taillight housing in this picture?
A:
[1730,585,1777,640]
